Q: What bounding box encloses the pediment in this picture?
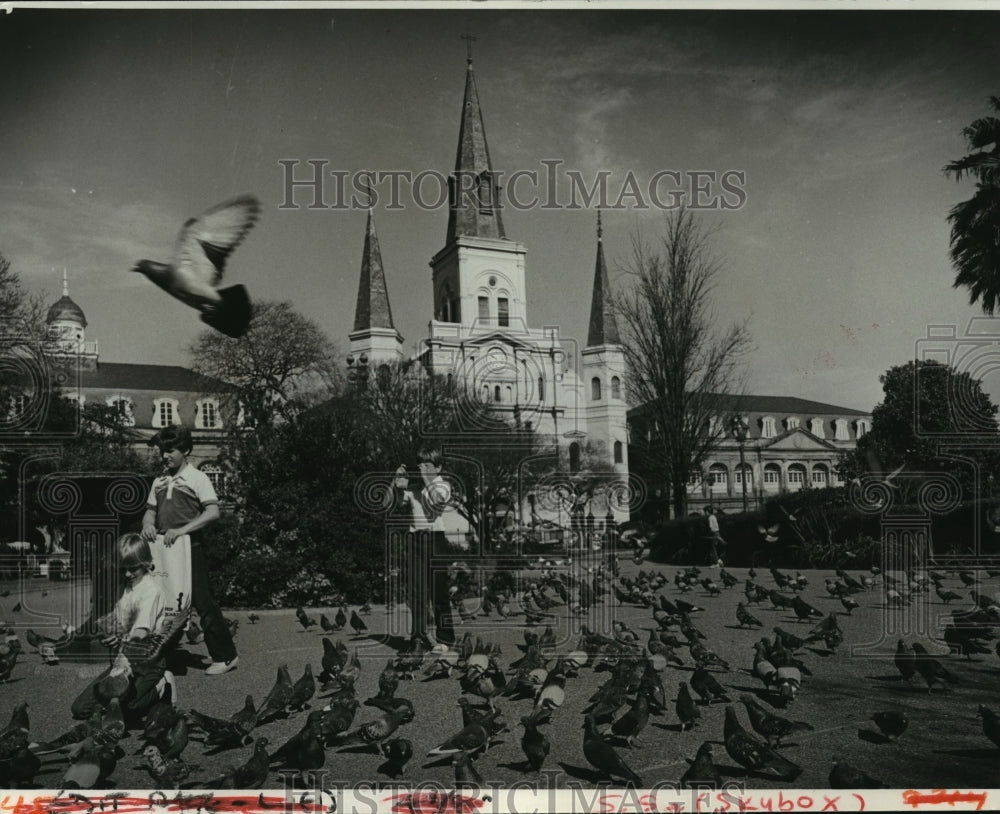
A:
[762,427,838,452]
[462,330,537,352]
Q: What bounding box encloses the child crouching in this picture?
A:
[70,533,177,726]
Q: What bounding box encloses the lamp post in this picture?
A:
[346,352,369,389]
[729,415,750,513]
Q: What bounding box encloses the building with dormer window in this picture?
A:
[35,273,233,492]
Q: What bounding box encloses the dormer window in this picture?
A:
[809,418,825,438]
[196,397,221,429]
[786,416,800,430]
[105,394,135,427]
[761,416,777,438]
[834,418,849,441]
[856,419,870,438]
[152,398,180,428]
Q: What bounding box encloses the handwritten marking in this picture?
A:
[384,793,484,814]
[902,790,988,811]
[0,794,333,814]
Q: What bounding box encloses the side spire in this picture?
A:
[353,202,396,333]
[587,210,620,347]
[446,49,505,245]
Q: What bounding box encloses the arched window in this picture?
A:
[591,377,602,401]
[763,463,781,490]
[709,463,728,493]
[787,463,807,490]
[611,376,621,399]
[735,463,753,486]
[569,442,581,473]
[493,385,501,402]
[497,297,510,327]
[481,385,490,402]
[613,440,623,464]
[812,464,829,486]
[505,385,513,403]
[537,376,545,403]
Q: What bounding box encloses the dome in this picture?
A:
[46,295,87,328]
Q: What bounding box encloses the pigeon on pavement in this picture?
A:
[978,705,1000,748]
[379,738,412,778]
[829,759,886,788]
[680,741,722,788]
[289,664,316,711]
[723,705,802,780]
[894,640,916,681]
[256,665,295,724]
[911,643,959,692]
[582,714,643,786]
[870,711,908,741]
[520,714,550,772]
[131,195,259,338]
[739,694,813,747]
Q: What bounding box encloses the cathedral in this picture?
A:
[346,56,630,528]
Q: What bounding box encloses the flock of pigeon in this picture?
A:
[0,556,999,790]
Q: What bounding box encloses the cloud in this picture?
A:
[0,177,175,293]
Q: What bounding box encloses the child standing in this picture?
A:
[71,534,175,725]
[142,425,238,675]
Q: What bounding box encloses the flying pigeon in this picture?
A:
[132,195,259,338]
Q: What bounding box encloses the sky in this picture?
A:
[2,5,1000,413]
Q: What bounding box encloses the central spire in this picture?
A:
[445,50,506,246]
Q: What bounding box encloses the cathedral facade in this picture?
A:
[346,57,630,530]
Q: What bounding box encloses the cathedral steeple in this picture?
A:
[445,53,505,245]
[353,203,396,333]
[349,201,403,367]
[586,211,621,347]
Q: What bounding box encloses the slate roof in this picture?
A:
[78,362,228,392]
[628,393,871,419]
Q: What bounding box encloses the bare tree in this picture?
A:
[188,300,340,430]
[615,209,753,518]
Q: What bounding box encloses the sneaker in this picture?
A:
[205,656,239,675]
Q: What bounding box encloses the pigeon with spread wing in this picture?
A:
[132,195,259,338]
